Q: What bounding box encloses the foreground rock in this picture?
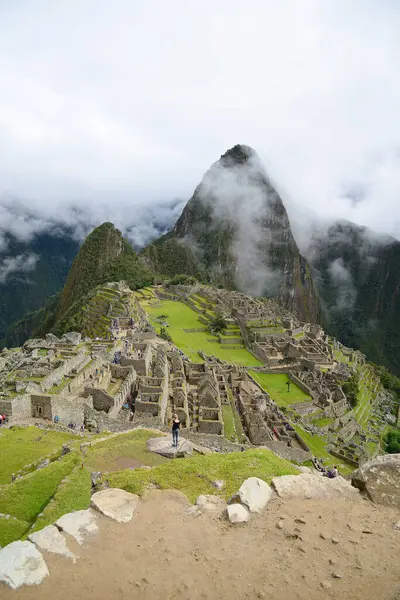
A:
[272,473,360,500]
[351,454,400,508]
[28,525,75,560]
[146,436,193,458]
[55,509,99,544]
[0,541,49,589]
[91,488,139,523]
[226,504,251,524]
[235,477,272,513]
[195,495,226,512]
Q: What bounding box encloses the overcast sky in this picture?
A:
[0,0,399,248]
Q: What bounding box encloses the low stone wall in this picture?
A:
[261,441,311,463]
[41,351,89,391]
[289,373,315,399]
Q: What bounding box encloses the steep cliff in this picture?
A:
[143,145,321,323]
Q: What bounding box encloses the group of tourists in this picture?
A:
[312,457,339,478]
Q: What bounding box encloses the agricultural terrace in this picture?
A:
[249,372,311,407]
[141,297,262,366]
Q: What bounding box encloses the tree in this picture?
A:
[159,327,172,342]
[209,315,228,335]
[384,429,400,454]
[341,373,359,408]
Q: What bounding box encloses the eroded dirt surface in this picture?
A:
[6,490,400,600]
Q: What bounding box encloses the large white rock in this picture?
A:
[28,525,76,560]
[146,436,193,458]
[195,495,226,512]
[226,504,251,524]
[0,541,49,589]
[55,509,99,545]
[91,488,139,523]
[272,473,360,501]
[237,477,273,513]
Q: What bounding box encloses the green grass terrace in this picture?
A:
[249,372,311,407]
[142,299,262,366]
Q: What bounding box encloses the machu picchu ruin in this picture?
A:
[1,283,394,472]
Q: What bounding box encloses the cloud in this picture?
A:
[0,1,399,243]
[0,253,38,283]
[328,258,357,310]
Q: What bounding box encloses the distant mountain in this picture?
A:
[308,220,400,375]
[0,232,79,345]
[143,144,321,323]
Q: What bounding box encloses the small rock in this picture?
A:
[295,517,306,524]
[328,558,336,565]
[276,521,284,530]
[320,581,332,590]
[362,528,373,534]
[226,504,251,524]
[56,509,98,545]
[319,533,327,540]
[28,525,75,560]
[332,537,340,544]
[393,521,400,532]
[211,480,225,490]
[332,571,344,579]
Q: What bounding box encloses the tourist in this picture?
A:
[171,413,180,447]
[326,465,339,479]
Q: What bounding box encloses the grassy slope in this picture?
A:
[30,466,92,533]
[0,453,80,524]
[249,372,311,406]
[0,427,79,484]
[144,299,261,366]
[105,449,298,503]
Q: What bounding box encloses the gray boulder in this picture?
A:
[28,525,75,560]
[226,504,251,524]
[45,333,59,344]
[235,477,273,513]
[61,332,82,346]
[36,459,50,470]
[146,436,193,458]
[272,473,360,501]
[0,541,49,589]
[351,454,400,508]
[91,488,139,523]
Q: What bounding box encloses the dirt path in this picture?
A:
[6,490,400,600]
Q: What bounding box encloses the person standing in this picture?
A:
[171,413,180,447]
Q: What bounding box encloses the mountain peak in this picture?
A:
[219,144,256,166]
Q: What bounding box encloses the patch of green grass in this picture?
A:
[30,466,92,533]
[84,429,169,472]
[105,449,298,503]
[0,453,79,523]
[0,516,30,547]
[312,417,334,428]
[222,405,236,442]
[144,300,261,366]
[0,427,79,484]
[249,372,311,407]
[293,425,355,476]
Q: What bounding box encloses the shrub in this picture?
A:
[209,315,228,335]
[159,327,172,342]
[384,429,400,454]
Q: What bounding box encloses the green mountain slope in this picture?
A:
[143,145,321,323]
[309,220,400,375]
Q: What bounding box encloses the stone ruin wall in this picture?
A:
[40,351,90,391]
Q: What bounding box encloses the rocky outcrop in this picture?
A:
[28,525,75,560]
[272,473,360,500]
[351,454,400,508]
[0,541,49,589]
[91,489,139,523]
[146,436,193,458]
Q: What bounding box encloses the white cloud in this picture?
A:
[0,0,399,242]
[0,253,38,283]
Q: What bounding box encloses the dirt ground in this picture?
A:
[6,489,400,600]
